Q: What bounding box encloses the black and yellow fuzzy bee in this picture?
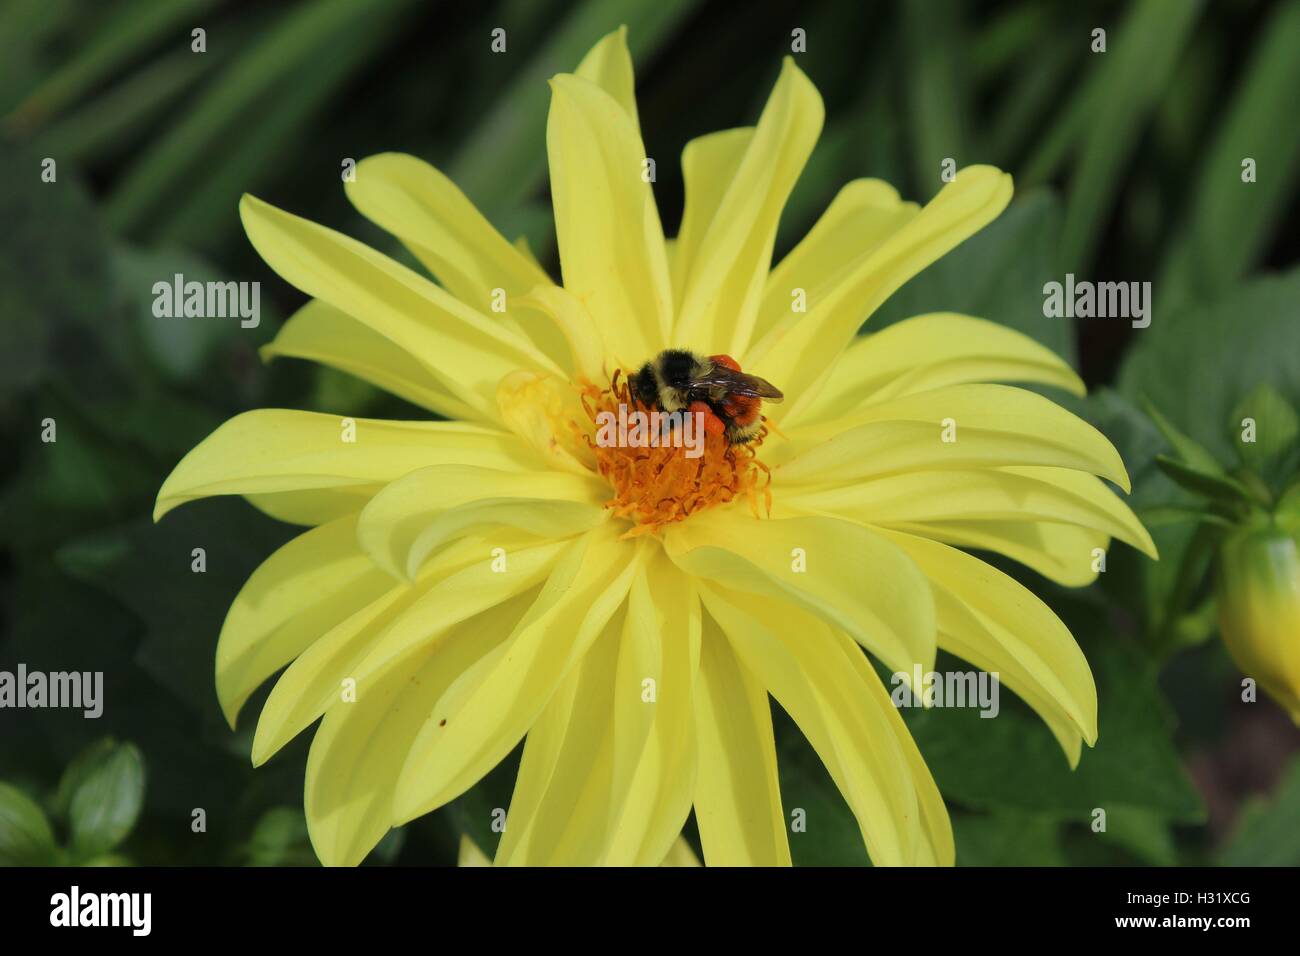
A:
[631,349,784,444]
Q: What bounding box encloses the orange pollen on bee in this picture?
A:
[577,371,772,538]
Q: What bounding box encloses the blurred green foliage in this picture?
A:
[2,0,1298,866]
[0,738,144,865]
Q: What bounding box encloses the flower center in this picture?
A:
[578,371,772,537]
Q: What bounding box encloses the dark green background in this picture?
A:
[2,0,1299,866]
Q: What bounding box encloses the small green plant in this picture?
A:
[0,738,145,866]
[1145,384,1300,721]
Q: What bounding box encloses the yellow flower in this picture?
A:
[1217,515,1300,722]
[156,28,1155,866]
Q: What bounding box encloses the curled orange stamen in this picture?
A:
[578,372,772,538]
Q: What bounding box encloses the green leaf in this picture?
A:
[901,0,970,200]
[1157,1,1300,311]
[1154,456,1253,505]
[970,3,1056,81]
[240,806,317,866]
[5,0,220,132]
[1231,383,1300,486]
[0,0,80,113]
[107,0,420,237]
[0,389,159,556]
[57,502,296,724]
[905,626,1204,824]
[34,48,214,165]
[869,189,1074,362]
[1142,398,1227,477]
[0,782,59,865]
[1148,521,1220,656]
[1219,757,1300,866]
[1084,389,1171,507]
[0,148,112,394]
[1279,482,1300,522]
[1058,0,1204,270]
[1118,267,1300,463]
[1137,507,1235,530]
[983,31,1076,165]
[1097,807,1178,865]
[952,810,1064,866]
[57,739,146,860]
[112,244,271,382]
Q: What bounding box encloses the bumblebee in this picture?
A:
[631,349,784,444]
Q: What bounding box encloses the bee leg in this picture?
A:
[722,395,761,427]
[688,400,726,437]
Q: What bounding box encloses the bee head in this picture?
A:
[631,363,660,408]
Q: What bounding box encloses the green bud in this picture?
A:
[1217,516,1300,723]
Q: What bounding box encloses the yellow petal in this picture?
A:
[889,519,1109,588]
[825,623,955,865]
[240,194,559,421]
[927,583,1084,765]
[786,466,1155,558]
[671,128,753,312]
[457,835,492,867]
[492,553,698,867]
[772,384,1131,491]
[355,463,607,580]
[243,488,375,527]
[673,58,823,355]
[604,550,700,865]
[513,285,606,384]
[692,615,790,866]
[344,153,551,313]
[494,608,624,866]
[251,535,565,766]
[664,508,936,677]
[879,527,1099,754]
[752,179,918,353]
[496,369,598,476]
[305,589,538,866]
[787,312,1086,428]
[262,300,479,420]
[659,836,702,867]
[493,559,698,866]
[342,153,568,369]
[393,523,639,822]
[748,166,1014,420]
[575,25,639,127]
[155,410,538,521]
[546,73,672,364]
[217,514,393,728]
[492,646,586,865]
[703,584,952,865]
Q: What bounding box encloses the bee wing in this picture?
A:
[689,366,784,403]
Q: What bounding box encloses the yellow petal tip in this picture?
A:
[152,494,176,524]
